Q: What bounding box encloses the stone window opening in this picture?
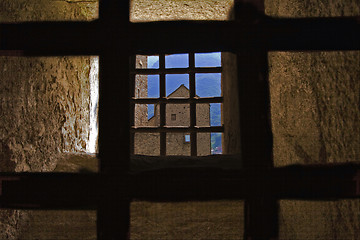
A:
[131,53,223,156]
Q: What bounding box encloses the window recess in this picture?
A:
[130,53,223,156]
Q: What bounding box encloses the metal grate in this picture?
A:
[0,0,359,239]
[130,53,223,156]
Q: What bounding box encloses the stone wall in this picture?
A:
[130,0,233,22]
[134,56,148,127]
[222,52,240,154]
[0,1,98,239]
[0,0,98,22]
[266,0,360,239]
[0,56,94,172]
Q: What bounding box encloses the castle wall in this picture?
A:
[266,1,360,239]
[130,0,233,22]
[134,56,148,127]
[0,2,98,239]
[222,52,240,154]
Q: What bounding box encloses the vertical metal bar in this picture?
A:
[189,53,197,156]
[99,0,129,23]
[98,52,131,240]
[233,1,278,239]
[237,43,278,240]
[159,54,166,156]
[129,55,136,155]
[245,197,278,240]
[98,1,131,240]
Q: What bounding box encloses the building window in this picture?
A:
[184,134,190,143]
[130,53,223,156]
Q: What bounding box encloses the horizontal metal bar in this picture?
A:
[0,173,99,209]
[0,164,359,209]
[0,22,103,56]
[130,17,360,54]
[131,126,224,133]
[1,17,358,55]
[131,97,223,104]
[131,67,222,75]
[264,16,360,51]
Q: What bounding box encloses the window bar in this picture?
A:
[159,54,166,156]
[131,66,222,75]
[131,126,224,133]
[129,56,136,155]
[131,96,223,104]
[189,53,197,156]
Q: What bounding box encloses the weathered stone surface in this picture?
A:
[266,1,360,239]
[17,210,96,240]
[0,210,28,240]
[269,52,360,166]
[134,55,148,127]
[0,56,93,172]
[0,55,96,239]
[131,0,233,22]
[222,52,240,155]
[0,1,98,239]
[0,0,98,22]
[265,0,360,17]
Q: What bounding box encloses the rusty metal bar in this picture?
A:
[131,67,222,75]
[159,54,166,156]
[131,126,224,133]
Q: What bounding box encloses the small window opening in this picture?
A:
[132,52,223,156]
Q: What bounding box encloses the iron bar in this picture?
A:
[189,53,197,156]
[1,17,359,56]
[131,96,223,104]
[159,54,167,156]
[131,67,222,75]
[1,164,359,209]
[131,126,224,133]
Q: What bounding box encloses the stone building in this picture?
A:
[135,84,211,156]
[134,56,148,127]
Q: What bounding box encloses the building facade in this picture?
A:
[134,84,211,156]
